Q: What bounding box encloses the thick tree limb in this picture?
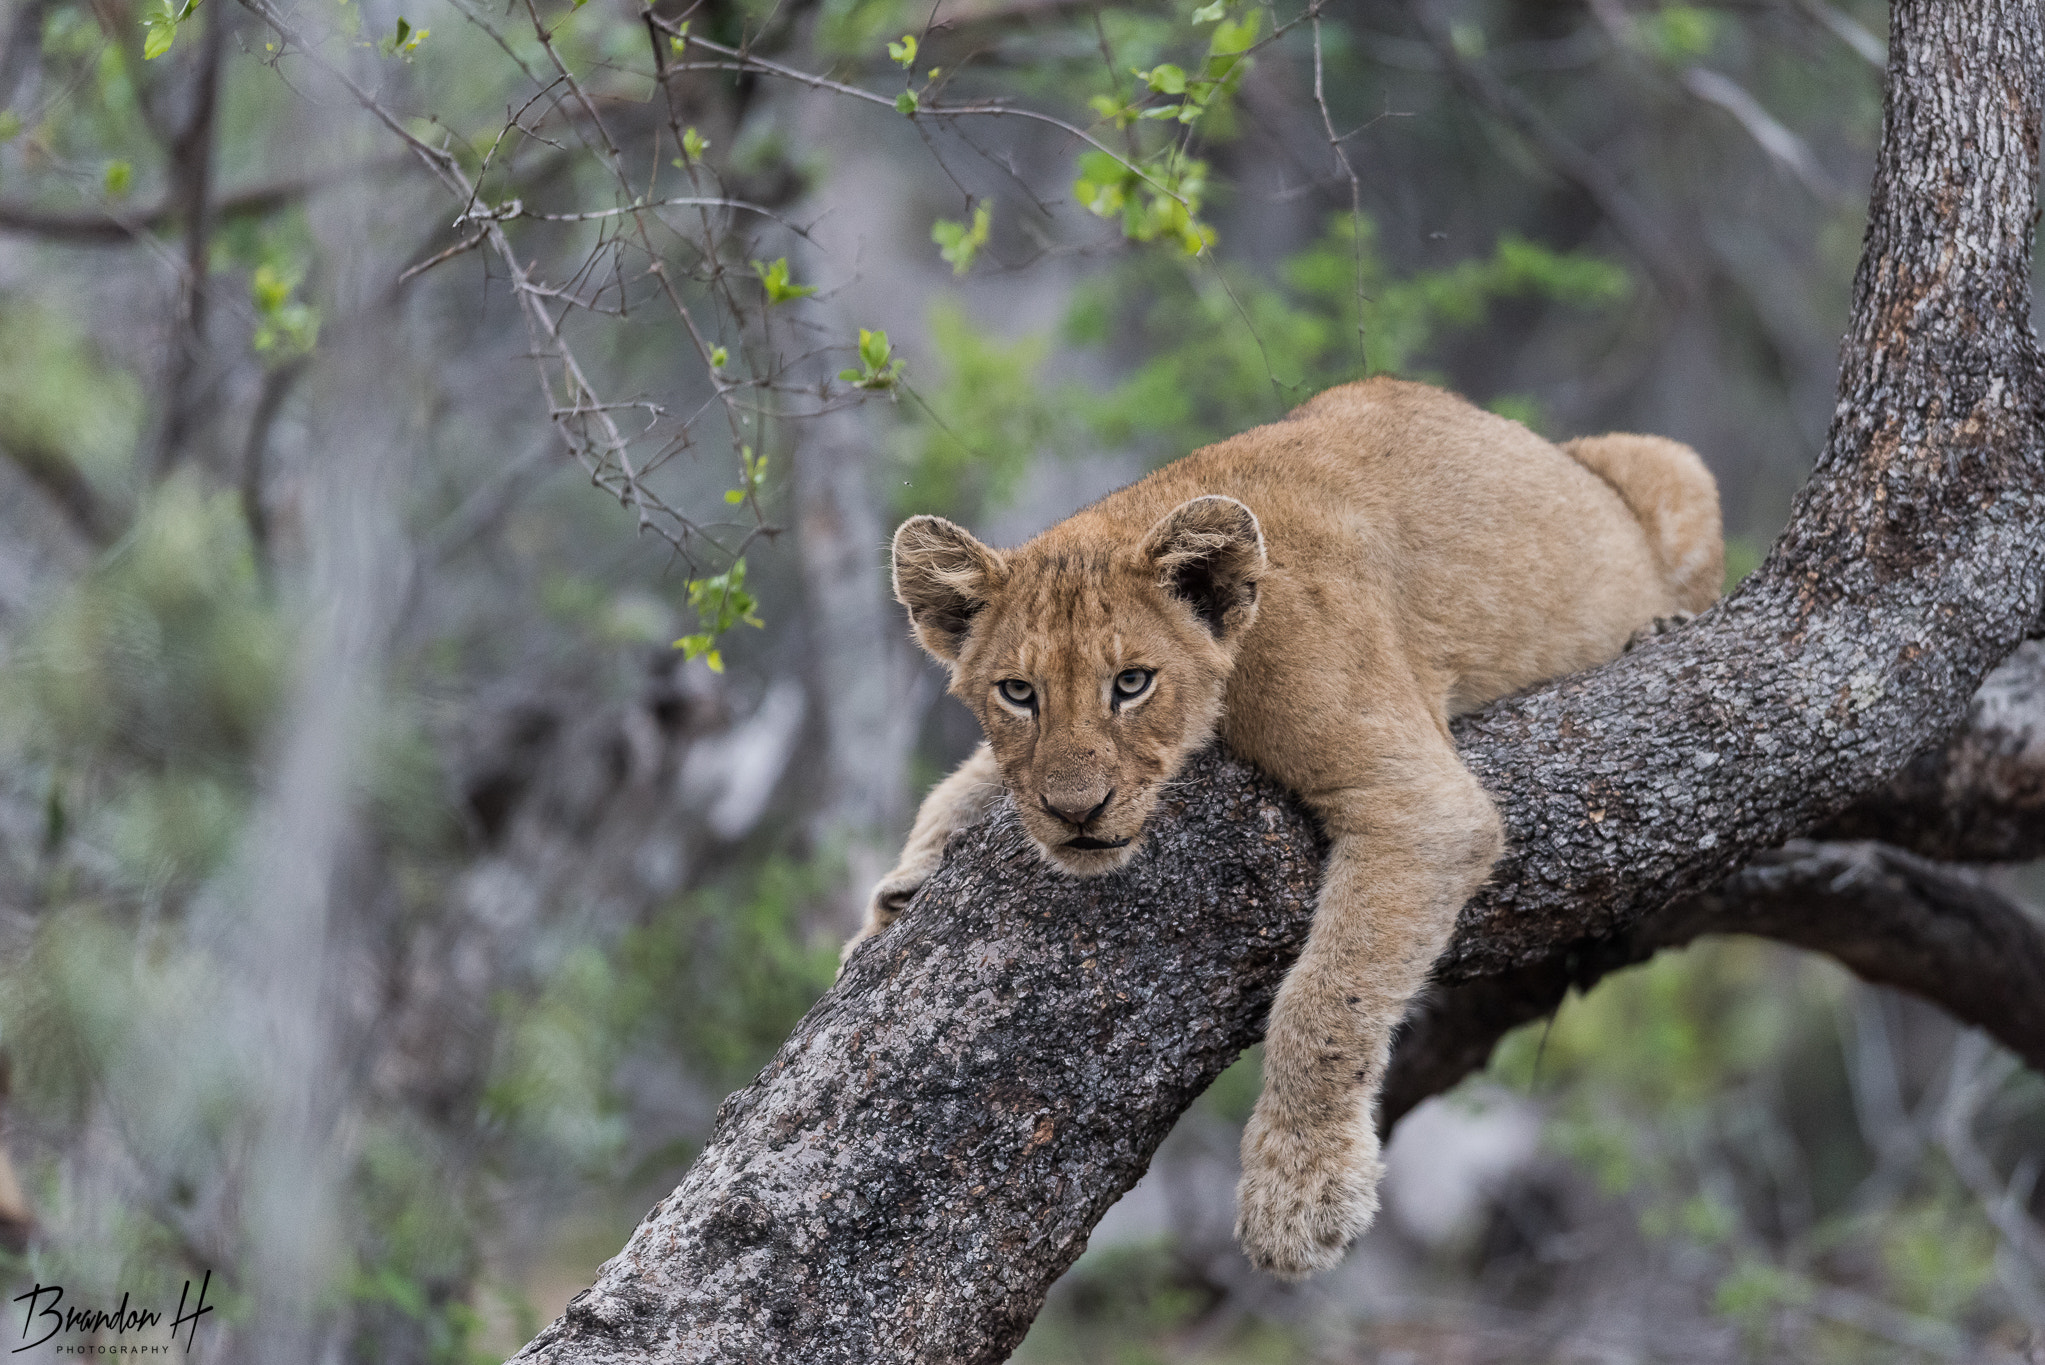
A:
[510,2,2045,1361]
[1380,636,2045,1128]
[1819,641,2045,861]
[1382,840,2045,1130]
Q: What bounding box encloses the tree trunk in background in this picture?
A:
[788,231,931,909]
[509,2,2045,1360]
[789,399,918,842]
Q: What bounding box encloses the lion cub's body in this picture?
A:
[1054,379,1716,737]
[849,376,1721,1278]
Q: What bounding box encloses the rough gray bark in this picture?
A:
[1820,640,2045,861]
[1381,836,2045,1133]
[510,2,2045,1360]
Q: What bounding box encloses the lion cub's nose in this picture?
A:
[1041,787,1113,829]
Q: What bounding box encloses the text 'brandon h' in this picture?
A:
[11,1270,214,1354]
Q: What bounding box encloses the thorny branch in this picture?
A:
[220,0,1408,579]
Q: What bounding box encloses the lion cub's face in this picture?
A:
[893,496,1265,875]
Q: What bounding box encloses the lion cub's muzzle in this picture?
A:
[1042,786,1112,827]
[1037,784,1136,857]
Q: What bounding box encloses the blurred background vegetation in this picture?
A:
[0,0,2039,1358]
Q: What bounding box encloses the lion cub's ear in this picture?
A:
[893,515,1007,662]
[1141,495,1266,640]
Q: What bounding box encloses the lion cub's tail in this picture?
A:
[1561,433,1724,616]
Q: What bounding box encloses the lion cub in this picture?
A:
[843,376,1721,1278]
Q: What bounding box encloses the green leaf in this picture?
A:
[1637,4,1722,62]
[102,161,132,198]
[842,328,905,390]
[1088,93,1140,129]
[672,558,764,670]
[248,263,321,358]
[251,263,294,313]
[1189,0,1226,20]
[859,330,889,370]
[886,33,918,68]
[895,89,919,115]
[1070,148,1213,254]
[681,126,709,159]
[709,345,728,368]
[141,4,178,60]
[931,202,992,275]
[1207,10,1260,59]
[724,489,744,505]
[378,15,428,58]
[141,0,197,59]
[1135,63,1187,94]
[750,257,817,305]
[0,110,19,142]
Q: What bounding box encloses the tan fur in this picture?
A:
[844,377,1723,1278]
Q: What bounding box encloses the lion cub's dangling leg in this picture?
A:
[1234,705,1503,1280]
[839,743,1004,971]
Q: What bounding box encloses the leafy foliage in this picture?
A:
[673,560,764,673]
[931,203,991,275]
[892,213,1628,523]
[1486,941,2027,1352]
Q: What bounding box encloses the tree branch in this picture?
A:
[509,2,2045,1359]
[1382,840,2045,1131]
[148,0,228,478]
[0,162,406,245]
[0,436,119,545]
[1818,641,2045,861]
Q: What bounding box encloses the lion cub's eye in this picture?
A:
[997,679,1036,708]
[1113,668,1155,700]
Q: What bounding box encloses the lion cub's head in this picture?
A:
[893,495,1265,875]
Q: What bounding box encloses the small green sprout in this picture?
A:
[750,257,817,305]
[142,0,197,61]
[673,559,763,674]
[839,329,904,390]
[723,445,767,506]
[378,15,429,58]
[932,202,992,275]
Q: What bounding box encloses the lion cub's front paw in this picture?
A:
[1624,611,1696,653]
[836,861,937,975]
[1234,1107,1384,1279]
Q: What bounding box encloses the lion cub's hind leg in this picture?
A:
[1561,433,1724,616]
[840,743,1005,972]
[1236,720,1504,1279]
